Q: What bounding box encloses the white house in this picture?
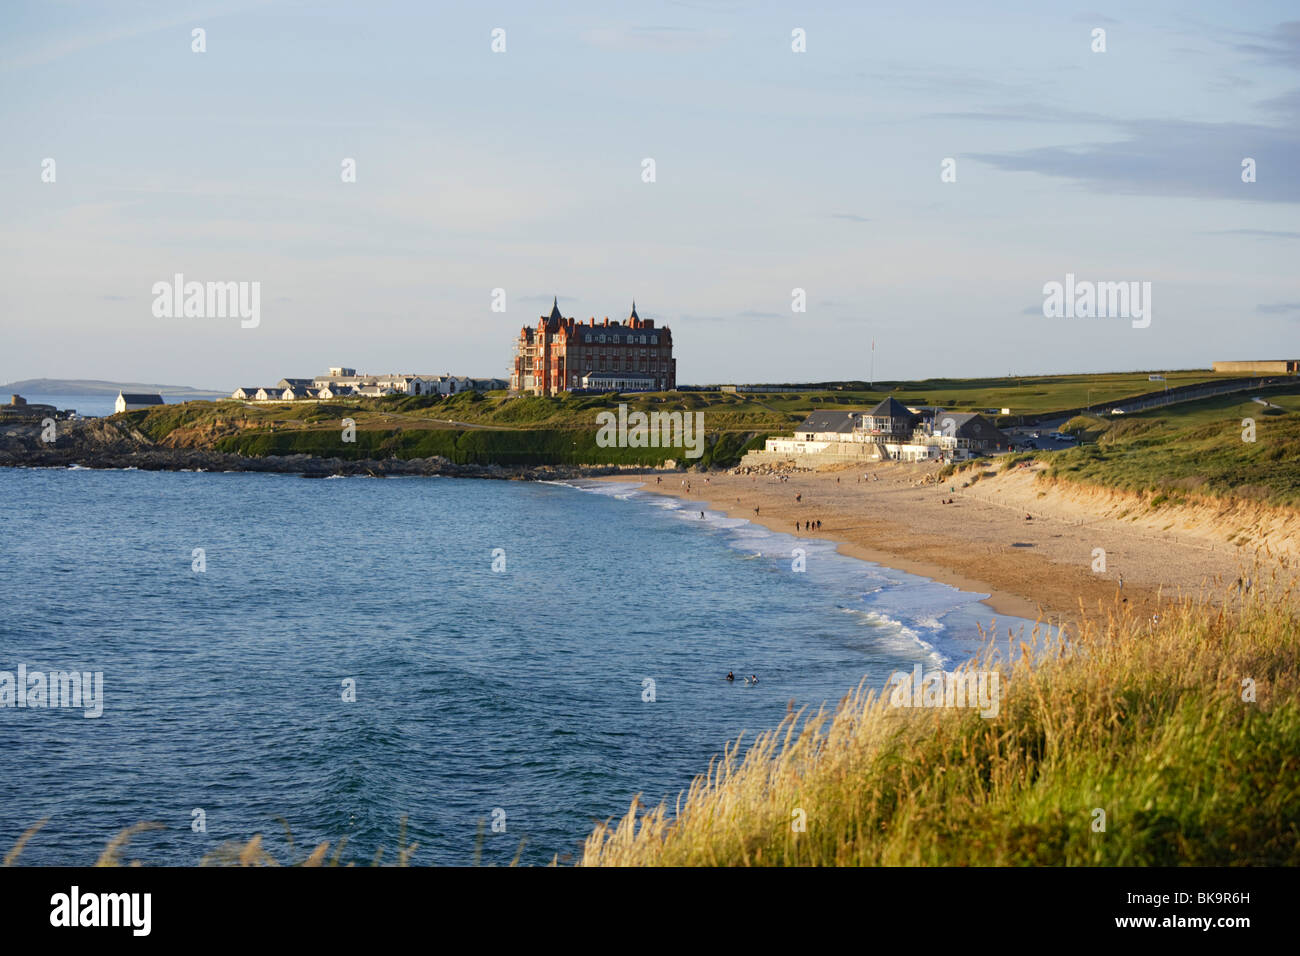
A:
[231,387,259,400]
[115,391,164,413]
[254,387,285,401]
[316,384,354,399]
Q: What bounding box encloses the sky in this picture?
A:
[1,0,1297,389]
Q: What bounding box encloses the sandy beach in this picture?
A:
[599,461,1290,627]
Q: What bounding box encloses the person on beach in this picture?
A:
[816,520,822,530]
[754,506,760,516]
[700,511,705,519]
[796,493,801,503]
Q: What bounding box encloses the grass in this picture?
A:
[1039,389,1300,507]
[581,575,1300,866]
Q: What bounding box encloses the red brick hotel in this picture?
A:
[510,298,676,396]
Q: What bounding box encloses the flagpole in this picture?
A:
[870,338,875,391]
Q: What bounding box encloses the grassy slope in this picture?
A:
[582,583,1300,866]
[1043,389,1300,507]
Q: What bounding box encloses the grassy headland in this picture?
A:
[582,580,1300,866]
[1031,389,1300,507]
[110,369,1235,470]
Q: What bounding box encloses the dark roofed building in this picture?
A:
[936,412,1011,452]
[114,391,164,413]
[863,397,918,437]
[794,410,860,441]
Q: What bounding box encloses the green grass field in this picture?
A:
[1042,388,1300,507]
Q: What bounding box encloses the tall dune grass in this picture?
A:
[582,580,1300,866]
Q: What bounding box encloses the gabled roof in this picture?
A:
[937,412,1010,442]
[118,392,163,404]
[796,410,860,434]
[867,397,917,420]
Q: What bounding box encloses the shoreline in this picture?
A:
[596,476,1044,621]
[597,463,1280,626]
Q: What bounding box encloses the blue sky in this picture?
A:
[1,1,1297,388]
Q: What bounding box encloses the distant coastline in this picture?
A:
[0,378,226,398]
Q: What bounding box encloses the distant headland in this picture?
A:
[0,378,226,398]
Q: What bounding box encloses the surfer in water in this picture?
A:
[726,671,734,681]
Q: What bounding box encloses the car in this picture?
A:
[1029,431,1041,439]
[1023,440,1038,449]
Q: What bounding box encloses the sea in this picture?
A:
[11,394,171,418]
[0,467,1044,866]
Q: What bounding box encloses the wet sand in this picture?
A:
[600,462,1281,628]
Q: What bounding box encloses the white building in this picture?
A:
[316,384,354,399]
[580,372,659,392]
[115,391,164,413]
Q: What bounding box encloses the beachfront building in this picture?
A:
[115,391,164,413]
[756,406,1010,466]
[231,387,259,400]
[935,413,1012,454]
[794,410,861,442]
[861,397,919,438]
[511,298,676,396]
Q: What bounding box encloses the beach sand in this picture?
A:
[598,461,1285,627]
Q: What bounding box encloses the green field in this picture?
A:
[1042,389,1300,507]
